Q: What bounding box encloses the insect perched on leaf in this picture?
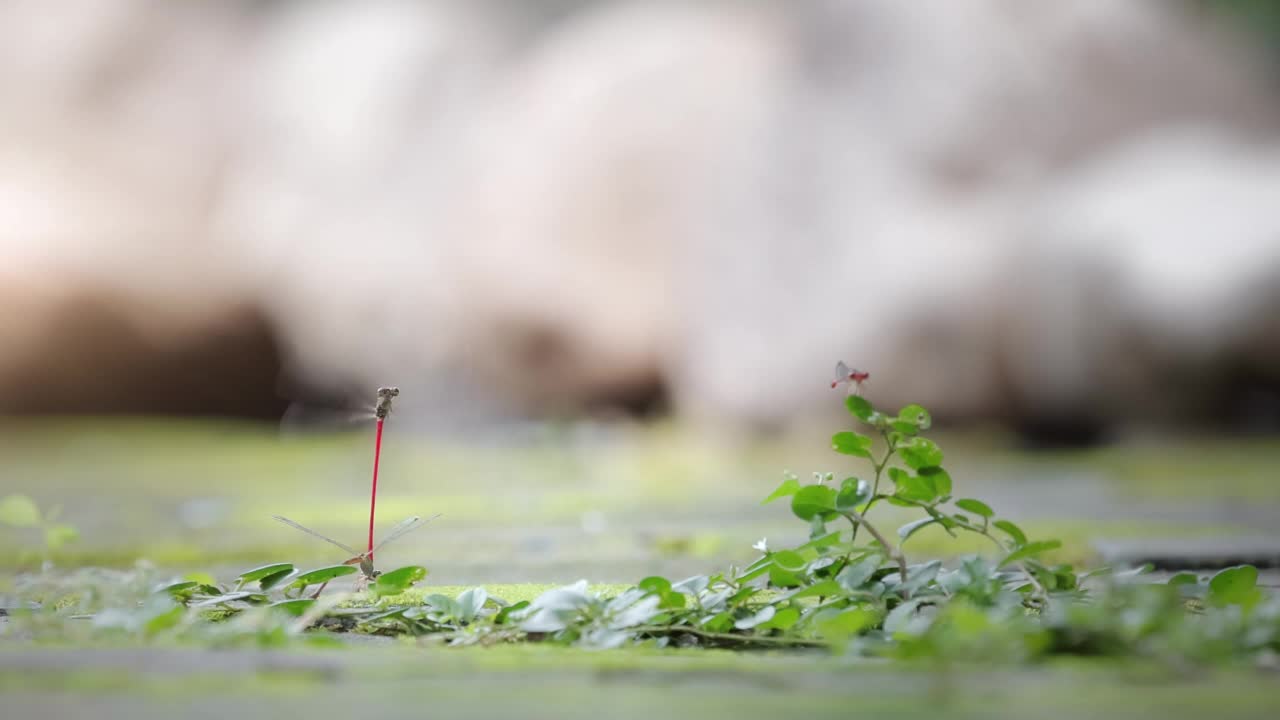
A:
[831,361,870,396]
[272,513,438,593]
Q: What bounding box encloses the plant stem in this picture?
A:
[632,625,828,649]
[842,509,910,595]
[953,519,1046,598]
[851,430,896,545]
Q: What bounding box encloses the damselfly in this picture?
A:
[831,361,870,396]
[272,513,438,589]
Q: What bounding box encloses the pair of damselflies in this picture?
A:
[273,384,436,589]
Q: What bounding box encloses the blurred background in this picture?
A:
[1,0,1279,581]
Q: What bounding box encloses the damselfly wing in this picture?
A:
[276,374,400,433]
[271,513,438,581]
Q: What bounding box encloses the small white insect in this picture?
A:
[831,361,870,396]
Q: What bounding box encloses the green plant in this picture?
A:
[4,386,1276,663]
[0,494,79,561]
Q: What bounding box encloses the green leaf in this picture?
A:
[955,498,994,518]
[733,605,776,630]
[269,599,316,617]
[902,561,942,595]
[191,591,268,607]
[831,431,873,458]
[44,524,79,550]
[772,550,807,572]
[898,517,939,543]
[992,520,1028,546]
[883,598,930,635]
[836,478,871,510]
[455,587,489,622]
[999,540,1062,567]
[763,477,803,504]
[1208,565,1260,607]
[918,466,951,499]
[237,563,295,585]
[899,437,943,470]
[702,611,735,633]
[791,485,838,521]
[0,495,41,527]
[836,554,883,590]
[845,395,875,422]
[896,404,932,430]
[816,607,880,641]
[495,600,530,625]
[890,468,936,504]
[655,591,686,610]
[787,580,843,600]
[638,576,672,595]
[291,565,358,588]
[758,606,801,631]
[1167,572,1200,587]
[257,568,298,591]
[143,604,187,636]
[374,566,429,596]
[156,581,199,600]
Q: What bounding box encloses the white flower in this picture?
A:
[752,538,769,553]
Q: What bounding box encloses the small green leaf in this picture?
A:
[918,466,951,499]
[955,498,993,518]
[156,581,199,599]
[237,563,295,585]
[1167,572,1199,587]
[702,611,735,633]
[143,605,186,636]
[763,477,803,504]
[831,431,873,458]
[0,495,41,527]
[191,591,268,607]
[733,605,777,630]
[836,554,883,590]
[787,580,843,600]
[836,477,871,510]
[1208,565,1260,607]
[257,568,298,591]
[896,404,932,430]
[638,576,672,595]
[269,599,316,617]
[495,600,531,625]
[374,565,429,595]
[890,469,936,504]
[1000,540,1062,567]
[455,587,488,622]
[817,607,880,641]
[291,565,358,588]
[897,517,939,543]
[899,437,943,470]
[772,550,807,572]
[845,395,875,422]
[758,606,801,631]
[791,485,838,521]
[992,520,1028,546]
[902,561,942,594]
[43,524,79,550]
